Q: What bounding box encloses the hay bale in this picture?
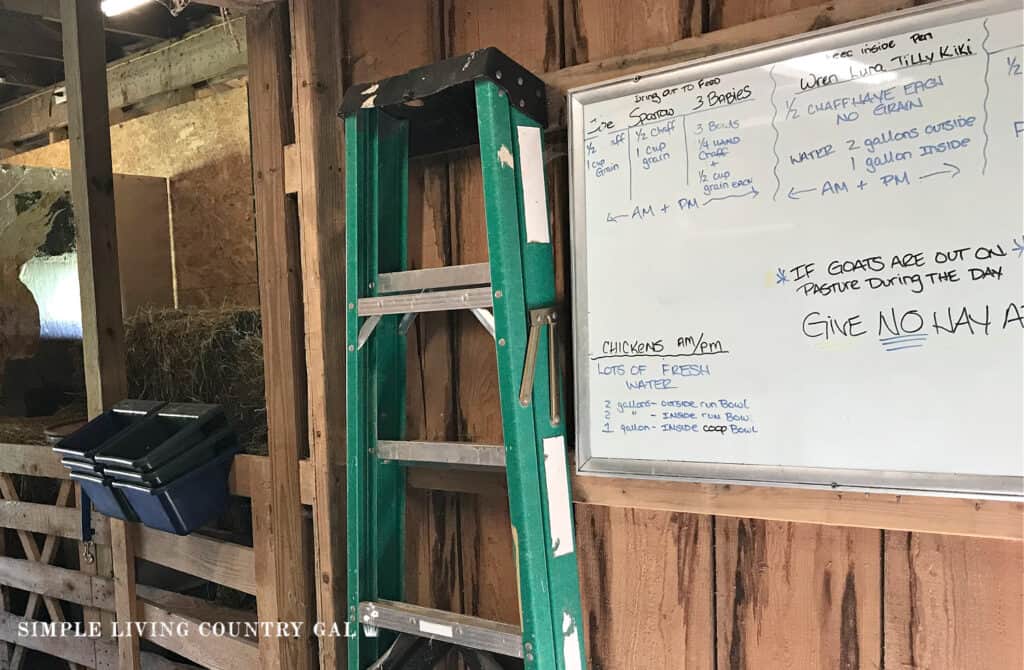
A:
[125,307,268,454]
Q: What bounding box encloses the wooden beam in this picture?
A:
[542,0,928,127]
[289,1,346,667]
[136,584,258,624]
[0,442,69,479]
[138,599,259,670]
[0,17,247,146]
[199,0,283,8]
[0,478,80,670]
[0,444,315,505]
[0,611,117,668]
[0,556,115,611]
[135,527,257,596]
[405,468,1023,541]
[0,11,63,62]
[0,54,62,90]
[247,4,315,669]
[0,0,171,39]
[0,499,111,544]
[60,0,137,666]
[110,522,139,668]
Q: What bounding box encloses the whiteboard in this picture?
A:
[568,0,1024,498]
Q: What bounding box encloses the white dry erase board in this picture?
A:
[568,0,1024,498]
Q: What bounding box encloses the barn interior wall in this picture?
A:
[3,1,1020,668]
[347,1,1023,669]
[5,86,257,308]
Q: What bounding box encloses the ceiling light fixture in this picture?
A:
[101,0,153,17]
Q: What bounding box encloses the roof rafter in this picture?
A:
[0,11,64,62]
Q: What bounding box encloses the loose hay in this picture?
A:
[125,306,268,455]
[0,402,85,445]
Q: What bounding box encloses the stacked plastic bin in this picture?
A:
[53,400,240,535]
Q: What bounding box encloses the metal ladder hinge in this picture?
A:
[518,306,561,426]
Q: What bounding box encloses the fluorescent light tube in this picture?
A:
[101,0,152,17]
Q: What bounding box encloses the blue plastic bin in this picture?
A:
[52,400,164,460]
[61,456,103,476]
[112,444,240,535]
[104,427,237,486]
[70,472,139,522]
[94,403,226,472]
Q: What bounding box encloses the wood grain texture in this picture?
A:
[289,0,347,666]
[0,555,115,611]
[61,0,132,663]
[445,0,563,445]
[575,505,714,669]
[715,519,882,670]
[545,0,934,126]
[574,474,1024,541]
[135,526,257,596]
[707,0,827,30]
[246,5,314,667]
[565,0,702,66]
[884,531,1024,670]
[344,0,456,446]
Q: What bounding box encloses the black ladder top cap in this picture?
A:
[340,47,547,156]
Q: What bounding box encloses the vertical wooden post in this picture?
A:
[247,5,315,669]
[59,1,140,668]
[290,0,348,666]
[0,523,9,667]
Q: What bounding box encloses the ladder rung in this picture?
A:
[376,440,506,468]
[358,287,493,316]
[378,263,491,293]
[359,600,523,659]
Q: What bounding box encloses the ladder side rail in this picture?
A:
[474,79,559,668]
[346,109,378,669]
[372,112,410,641]
[348,110,409,668]
[510,107,589,670]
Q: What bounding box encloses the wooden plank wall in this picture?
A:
[340,1,1024,669]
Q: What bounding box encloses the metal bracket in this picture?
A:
[471,308,496,339]
[80,490,94,546]
[398,312,418,336]
[357,315,383,350]
[518,306,561,426]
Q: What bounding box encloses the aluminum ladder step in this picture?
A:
[376,440,506,468]
[359,600,523,659]
[378,262,490,293]
[357,286,493,316]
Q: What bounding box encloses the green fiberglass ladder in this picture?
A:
[340,48,587,670]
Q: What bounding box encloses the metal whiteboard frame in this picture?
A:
[567,0,1024,500]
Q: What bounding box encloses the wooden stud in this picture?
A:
[59,0,138,666]
[289,1,347,666]
[0,508,8,668]
[246,4,314,668]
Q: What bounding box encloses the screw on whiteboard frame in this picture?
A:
[830,481,839,489]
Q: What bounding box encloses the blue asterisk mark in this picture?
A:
[775,267,788,284]
[1013,237,1024,258]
